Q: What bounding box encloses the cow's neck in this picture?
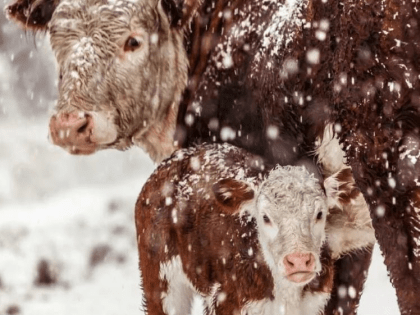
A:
[134,27,187,163]
[133,101,180,163]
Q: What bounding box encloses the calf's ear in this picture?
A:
[5,0,59,31]
[160,0,200,28]
[212,179,255,214]
[324,166,360,209]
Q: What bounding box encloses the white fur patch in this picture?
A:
[326,192,376,258]
[300,291,330,315]
[159,256,196,315]
[89,111,118,144]
[243,282,329,315]
[316,124,375,258]
[315,124,346,175]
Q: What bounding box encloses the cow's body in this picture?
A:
[5,0,420,313]
[136,143,369,315]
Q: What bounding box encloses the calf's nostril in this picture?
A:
[306,255,314,267]
[284,253,316,273]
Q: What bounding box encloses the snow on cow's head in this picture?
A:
[5,0,197,161]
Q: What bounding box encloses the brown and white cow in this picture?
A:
[5,0,420,313]
[136,143,374,315]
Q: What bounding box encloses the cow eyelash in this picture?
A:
[124,36,142,52]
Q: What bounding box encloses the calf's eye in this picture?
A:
[263,214,271,224]
[316,211,323,220]
[124,36,141,52]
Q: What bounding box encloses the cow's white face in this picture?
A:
[252,166,328,286]
[46,0,188,160]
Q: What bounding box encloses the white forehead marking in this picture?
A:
[71,37,97,73]
[257,165,326,216]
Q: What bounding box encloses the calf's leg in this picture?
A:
[139,252,168,315]
[140,254,196,315]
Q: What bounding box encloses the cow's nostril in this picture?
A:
[77,120,89,133]
[49,112,94,147]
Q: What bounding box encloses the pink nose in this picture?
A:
[283,252,315,275]
[49,112,96,155]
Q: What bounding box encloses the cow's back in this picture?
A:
[176,0,328,165]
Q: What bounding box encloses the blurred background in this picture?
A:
[0,1,399,314]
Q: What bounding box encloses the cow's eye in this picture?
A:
[316,211,323,220]
[263,214,271,224]
[124,36,141,52]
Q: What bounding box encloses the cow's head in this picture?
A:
[5,0,196,161]
[213,165,342,286]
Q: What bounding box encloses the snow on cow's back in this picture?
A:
[210,0,307,82]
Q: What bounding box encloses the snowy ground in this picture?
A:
[0,119,400,315]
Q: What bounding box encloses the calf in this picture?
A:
[136,143,373,315]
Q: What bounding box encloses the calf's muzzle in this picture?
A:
[283,252,316,284]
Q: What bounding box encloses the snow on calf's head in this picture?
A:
[256,166,327,285]
[214,165,329,286]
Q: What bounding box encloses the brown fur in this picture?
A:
[5,0,60,31]
[136,144,274,314]
[213,178,255,211]
[305,245,335,295]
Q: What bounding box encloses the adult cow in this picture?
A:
[5,0,420,314]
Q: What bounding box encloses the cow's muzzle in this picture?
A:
[49,111,118,155]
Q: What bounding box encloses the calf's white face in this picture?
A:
[247,166,328,285]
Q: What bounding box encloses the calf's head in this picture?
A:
[6,0,193,161]
[214,166,338,286]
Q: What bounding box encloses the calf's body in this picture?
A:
[136,143,370,315]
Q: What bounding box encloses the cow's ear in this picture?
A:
[324,166,360,209]
[212,179,255,214]
[160,0,200,28]
[5,0,59,31]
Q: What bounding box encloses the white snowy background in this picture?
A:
[0,2,400,314]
